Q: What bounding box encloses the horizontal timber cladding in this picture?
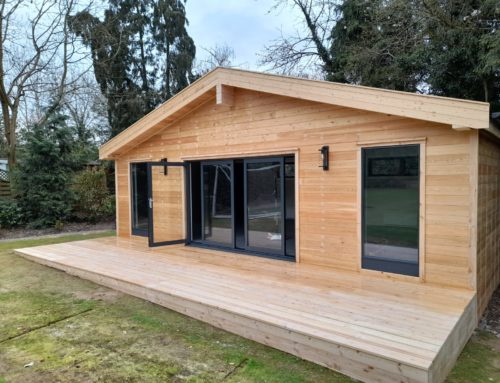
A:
[115,88,475,290]
[477,132,500,315]
[116,159,130,238]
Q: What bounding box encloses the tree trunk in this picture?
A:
[139,27,148,92]
[6,113,17,169]
[165,41,171,99]
[1,103,14,168]
[7,135,15,169]
[483,79,489,103]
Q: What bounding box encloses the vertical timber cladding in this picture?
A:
[117,88,475,290]
[477,132,500,315]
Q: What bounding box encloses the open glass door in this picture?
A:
[147,161,187,247]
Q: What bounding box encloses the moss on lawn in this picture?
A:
[446,331,500,383]
[0,233,498,383]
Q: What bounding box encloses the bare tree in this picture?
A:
[194,43,236,75]
[63,71,110,145]
[0,0,84,168]
[259,0,338,77]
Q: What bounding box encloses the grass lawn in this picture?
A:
[0,233,498,383]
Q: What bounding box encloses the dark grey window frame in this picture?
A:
[243,157,286,256]
[361,144,420,277]
[199,160,235,248]
[147,161,188,247]
[187,155,294,261]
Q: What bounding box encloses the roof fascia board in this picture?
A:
[100,67,490,160]
[99,70,220,159]
[217,69,490,131]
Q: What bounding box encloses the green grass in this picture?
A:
[364,188,419,248]
[366,224,418,247]
[0,230,115,251]
[446,331,500,383]
[0,233,497,383]
[209,216,280,233]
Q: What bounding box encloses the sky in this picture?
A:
[185,0,301,70]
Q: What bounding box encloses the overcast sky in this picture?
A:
[185,1,301,70]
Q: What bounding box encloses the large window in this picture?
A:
[131,162,149,236]
[189,156,295,259]
[362,145,420,276]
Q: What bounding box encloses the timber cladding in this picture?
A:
[477,132,500,314]
[114,87,477,291]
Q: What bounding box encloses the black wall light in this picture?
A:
[161,157,168,175]
[319,145,329,171]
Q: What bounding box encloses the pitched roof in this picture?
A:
[99,67,491,160]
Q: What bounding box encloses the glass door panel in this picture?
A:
[284,157,295,257]
[202,162,233,245]
[362,145,420,276]
[131,163,149,236]
[245,158,284,254]
[148,162,186,246]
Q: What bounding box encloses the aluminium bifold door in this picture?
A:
[147,161,188,247]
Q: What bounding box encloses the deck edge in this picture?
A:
[427,294,477,383]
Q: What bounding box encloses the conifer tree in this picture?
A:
[69,0,196,137]
[15,107,75,228]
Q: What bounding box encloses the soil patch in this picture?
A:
[479,286,500,337]
[72,289,124,304]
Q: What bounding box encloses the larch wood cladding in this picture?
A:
[150,165,185,242]
[114,88,476,290]
[100,68,491,160]
[477,133,500,315]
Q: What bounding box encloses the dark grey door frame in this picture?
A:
[130,162,149,237]
[199,160,235,247]
[243,157,286,256]
[147,161,188,247]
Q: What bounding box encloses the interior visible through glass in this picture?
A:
[189,156,295,259]
[246,161,282,252]
[362,145,419,276]
[284,158,295,257]
[202,163,233,245]
[131,162,149,235]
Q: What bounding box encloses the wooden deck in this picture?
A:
[15,237,477,383]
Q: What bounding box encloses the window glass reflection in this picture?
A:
[203,163,232,245]
[362,145,419,275]
[246,161,282,252]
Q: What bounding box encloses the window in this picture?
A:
[362,145,420,276]
[131,162,149,236]
[189,155,295,259]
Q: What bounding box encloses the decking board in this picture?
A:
[15,237,476,383]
